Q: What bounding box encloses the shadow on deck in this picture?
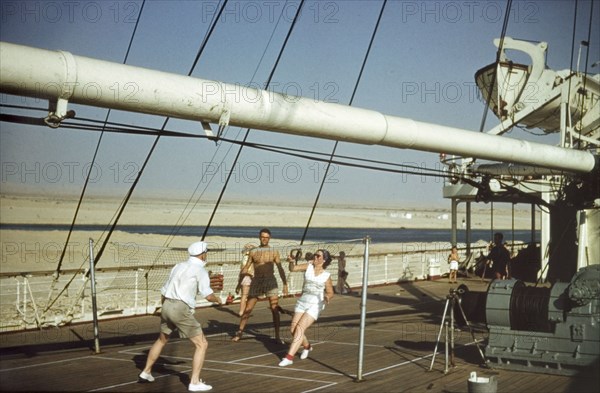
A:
[1,277,598,392]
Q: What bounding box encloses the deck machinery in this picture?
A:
[460,265,599,375]
[1,37,599,375]
[450,37,599,375]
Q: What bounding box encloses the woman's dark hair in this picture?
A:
[318,249,332,269]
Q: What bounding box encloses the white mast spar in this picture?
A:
[0,41,597,174]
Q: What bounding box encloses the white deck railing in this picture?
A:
[1,241,514,332]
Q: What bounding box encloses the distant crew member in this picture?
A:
[486,232,510,280]
[448,246,459,283]
[336,251,352,294]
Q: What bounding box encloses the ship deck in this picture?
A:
[1,277,597,393]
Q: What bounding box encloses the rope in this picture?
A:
[52,0,147,277]
[139,0,238,271]
[510,285,551,332]
[477,0,513,134]
[565,0,579,150]
[0,110,458,181]
[144,0,294,273]
[43,0,229,315]
[574,0,595,149]
[42,0,148,315]
[201,0,307,240]
[92,0,230,266]
[300,0,388,247]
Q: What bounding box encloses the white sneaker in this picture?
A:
[139,371,154,382]
[278,358,294,367]
[300,346,313,360]
[189,380,212,391]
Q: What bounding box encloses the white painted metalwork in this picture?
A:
[1,41,596,174]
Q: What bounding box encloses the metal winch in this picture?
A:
[459,265,600,375]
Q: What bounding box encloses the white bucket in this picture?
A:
[467,371,497,393]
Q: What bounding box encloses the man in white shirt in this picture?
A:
[139,241,222,392]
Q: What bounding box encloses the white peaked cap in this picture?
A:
[188,241,208,256]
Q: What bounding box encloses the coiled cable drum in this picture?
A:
[510,285,552,332]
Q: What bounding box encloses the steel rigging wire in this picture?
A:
[2,107,566,187]
[137,0,302,281]
[4,106,573,193]
[146,1,303,252]
[298,0,388,248]
[51,0,148,279]
[40,0,230,316]
[477,0,513,134]
[40,0,148,317]
[200,0,306,241]
[152,2,291,264]
[88,0,230,268]
[567,0,581,150]
[574,0,596,149]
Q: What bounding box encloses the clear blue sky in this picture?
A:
[1,1,598,209]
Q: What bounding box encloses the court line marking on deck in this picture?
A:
[99,290,471,389]
[116,331,232,355]
[360,344,480,378]
[362,340,482,377]
[1,331,472,392]
[362,298,442,315]
[87,355,338,392]
[119,335,449,378]
[119,334,470,381]
[362,352,433,377]
[0,355,94,372]
[115,338,362,384]
[117,348,344,377]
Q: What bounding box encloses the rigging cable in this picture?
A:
[91,0,230,267]
[0,109,455,180]
[478,0,513,134]
[157,1,291,255]
[0,107,579,192]
[565,0,579,151]
[574,0,595,149]
[538,0,596,286]
[299,0,387,246]
[51,1,147,278]
[140,0,240,266]
[201,0,307,240]
[138,0,235,299]
[41,0,148,316]
[43,0,229,315]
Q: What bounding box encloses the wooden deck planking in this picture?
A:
[1,277,598,392]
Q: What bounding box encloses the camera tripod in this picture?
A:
[428,288,487,373]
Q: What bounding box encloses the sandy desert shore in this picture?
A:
[0,194,535,228]
[1,194,535,273]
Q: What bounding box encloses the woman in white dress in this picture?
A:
[278,249,334,367]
